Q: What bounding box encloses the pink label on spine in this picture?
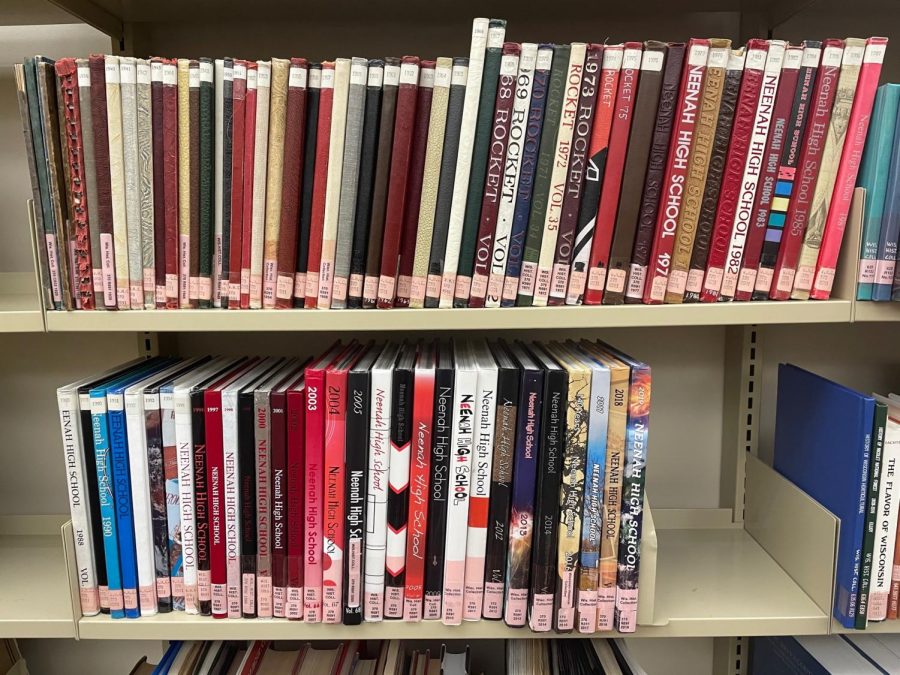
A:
[755,266,774,294]
[331,276,348,305]
[426,274,442,300]
[396,274,412,300]
[793,265,814,293]
[212,583,227,615]
[179,235,190,303]
[647,274,667,302]
[776,268,796,293]
[720,271,738,298]
[550,263,569,298]
[615,588,638,633]
[377,275,395,304]
[294,272,306,298]
[143,268,154,293]
[875,259,896,284]
[324,587,341,623]
[100,234,116,306]
[486,273,504,303]
[257,575,273,618]
[287,587,303,619]
[409,275,427,306]
[305,271,319,301]
[597,587,615,631]
[737,268,757,294]
[587,266,606,293]
[534,267,551,300]
[813,267,835,293]
[365,591,384,622]
[423,595,441,620]
[703,266,724,292]
[242,573,255,614]
[273,586,286,617]
[528,593,553,632]
[139,585,156,611]
[348,273,363,298]
[156,577,171,600]
[185,584,199,612]
[504,587,528,626]
[93,269,104,296]
[567,269,587,303]
[363,275,379,303]
[130,283,143,308]
[518,263,537,295]
[858,260,877,283]
[249,274,262,301]
[502,274,519,301]
[228,582,241,618]
[123,588,138,610]
[469,273,488,300]
[170,576,184,599]
[165,273,177,300]
[605,268,627,294]
[454,275,472,301]
[99,585,110,610]
[46,234,63,302]
[198,277,212,301]
[439,273,456,305]
[685,268,704,294]
[108,589,124,612]
[198,570,211,602]
[304,587,321,622]
[156,285,166,305]
[665,269,687,297]
[219,279,229,300]
[403,597,422,621]
[578,589,598,633]
[482,582,504,619]
[80,588,100,616]
[240,269,250,295]
[384,586,404,618]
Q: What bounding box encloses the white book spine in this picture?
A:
[222,388,243,618]
[870,404,900,620]
[249,61,271,308]
[463,351,498,620]
[58,389,100,616]
[364,365,393,621]
[174,388,199,613]
[443,354,477,625]
[439,18,493,307]
[213,59,225,307]
[160,391,183,608]
[124,389,158,616]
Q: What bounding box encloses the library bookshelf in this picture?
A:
[1,2,900,675]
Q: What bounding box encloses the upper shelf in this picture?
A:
[41,300,853,332]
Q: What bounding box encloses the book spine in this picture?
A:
[286,386,306,619]
[119,57,144,309]
[304,366,327,621]
[529,371,565,632]
[684,50,747,301]
[304,63,335,308]
[161,392,184,610]
[344,370,368,624]
[220,389,242,618]
[582,43,643,304]
[176,60,191,308]
[869,404,900,621]
[261,59,289,308]
[174,389,199,613]
[793,39,867,299]
[517,44,570,306]
[385,361,413,617]
[502,46,553,307]
[442,364,476,625]
[107,394,140,617]
[503,370,542,627]
[395,62,436,307]
[191,390,211,615]
[136,60,155,307]
[566,47,624,305]
[404,360,435,621]
[718,41,787,301]
[890,416,900,619]
[482,366,517,619]
[770,40,844,300]
[204,388,227,618]
[238,391,257,617]
[376,57,420,308]
[91,393,125,617]
[365,365,392,621]
[643,40,712,304]
[700,41,769,302]
[217,59,233,307]
[149,60,166,307]
[239,64,258,308]
[331,58,368,309]
[665,41,731,303]
[253,388,273,617]
[197,59,214,307]
[105,56,132,309]
[247,61,270,308]
[347,61,384,308]
[161,61,179,308]
[469,45,521,307]
[548,44,603,306]
[410,58,452,308]
[424,362,453,619]
[188,61,201,308]
[857,402,886,627]
[317,59,351,308]
[124,391,157,615]
[362,59,401,308]
[603,41,669,305]
[58,390,101,615]
[463,360,498,620]
[294,64,322,306]
[734,46,803,301]
[812,38,888,299]
[143,391,171,612]
[323,366,350,623]
[439,18,491,307]
[227,62,247,308]
[453,21,507,306]
[270,389,288,618]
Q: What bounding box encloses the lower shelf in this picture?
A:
[831,618,900,634]
[854,301,900,322]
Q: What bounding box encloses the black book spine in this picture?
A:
[423,362,453,618]
[528,369,566,632]
[144,395,172,612]
[482,364,519,619]
[190,390,211,615]
[343,366,370,624]
[294,63,322,307]
[384,360,413,617]
[79,401,109,613]
[238,390,257,618]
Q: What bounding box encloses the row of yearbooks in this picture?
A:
[133,638,645,675]
[773,364,900,629]
[17,22,887,313]
[57,340,651,633]
[751,635,900,674]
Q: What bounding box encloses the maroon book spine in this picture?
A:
[89,54,117,309]
[162,59,180,309]
[227,62,247,309]
[376,56,420,309]
[270,387,288,617]
[150,59,166,308]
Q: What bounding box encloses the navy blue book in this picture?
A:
[751,636,883,674]
[773,364,875,629]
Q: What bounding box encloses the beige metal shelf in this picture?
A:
[853,301,900,322]
[44,300,854,333]
[0,517,75,638]
[0,273,44,333]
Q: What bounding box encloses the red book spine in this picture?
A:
[395,61,435,307]
[162,60,179,308]
[583,43,643,304]
[469,45,521,308]
[770,39,844,300]
[812,37,889,299]
[286,384,306,619]
[227,62,246,309]
[275,58,309,309]
[734,48,803,301]
[270,388,288,617]
[323,364,350,623]
[304,366,328,621]
[239,63,258,309]
[700,40,769,302]
[377,56,420,309]
[643,40,711,304]
[403,359,435,621]
[56,58,95,310]
[304,63,335,308]
[150,59,166,308]
[204,388,227,619]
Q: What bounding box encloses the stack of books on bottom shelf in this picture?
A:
[131,639,646,675]
[58,340,651,633]
[751,635,900,674]
[773,364,900,630]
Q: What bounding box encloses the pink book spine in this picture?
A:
[323,366,349,624]
[304,367,327,622]
[255,390,272,618]
[811,37,889,299]
[205,389,228,619]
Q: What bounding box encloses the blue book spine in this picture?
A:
[152,640,183,675]
[873,98,900,301]
[750,636,830,675]
[107,389,141,618]
[91,390,125,619]
[501,53,550,307]
[857,85,900,300]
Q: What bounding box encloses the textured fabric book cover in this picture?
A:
[119,57,145,309]
[248,60,271,308]
[261,58,290,308]
[294,64,321,306]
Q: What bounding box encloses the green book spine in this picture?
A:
[198,58,215,307]
[857,401,888,629]
[452,18,506,307]
[516,44,569,307]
